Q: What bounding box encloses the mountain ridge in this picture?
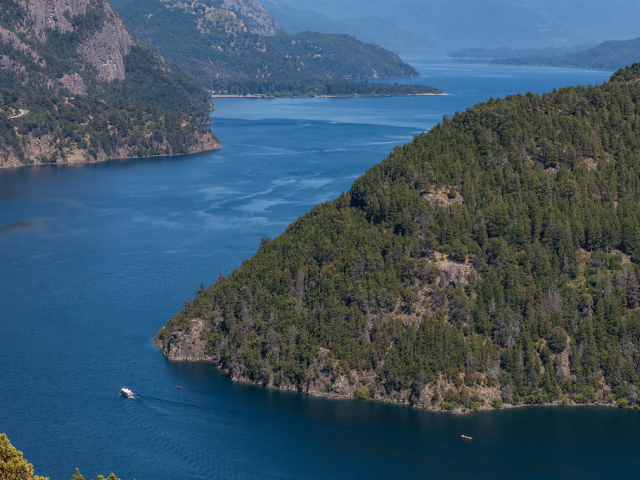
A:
[493,37,640,70]
[115,0,440,97]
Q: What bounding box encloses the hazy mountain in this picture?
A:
[493,37,640,70]
[451,45,595,60]
[259,0,640,54]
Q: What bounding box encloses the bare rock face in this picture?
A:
[16,0,90,41]
[218,0,284,36]
[0,55,29,81]
[77,4,132,82]
[0,25,43,64]
[58,72,87,94]
[12,0,133,83]
[156,318,211,361]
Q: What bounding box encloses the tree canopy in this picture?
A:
[158,63,640,411]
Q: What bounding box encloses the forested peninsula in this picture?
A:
[0,0,220,168]
[115,0,440,97]
[157,63,640,413]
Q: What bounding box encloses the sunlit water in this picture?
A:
[2,57,636,479]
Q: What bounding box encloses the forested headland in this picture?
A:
[116,0,440,97]
[158,63,640,413]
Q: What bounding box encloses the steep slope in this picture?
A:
[267,31,418,79]
[157,63,640,412]
[116,0,439,97]
[493,38,640,70]
[0,0,220,167]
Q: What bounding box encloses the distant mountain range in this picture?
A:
[259,0,640,54]
[493,38,640,70]
[451,45,595,60]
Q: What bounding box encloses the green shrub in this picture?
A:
[444,389,461,405]
[468,401,480,411]
[560,397,569,405]
[354,387,371,400]
[548,327,568,353]
[583,385,596,401]
[491,398,503,409]
[617,398,629,409]
[441,402,455,411]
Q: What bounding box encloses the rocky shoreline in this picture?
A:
[0,130,221,169]
[155,318,633,415]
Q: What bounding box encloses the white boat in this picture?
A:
[120,387,134,398]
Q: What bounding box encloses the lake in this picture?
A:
[2,56,637,479]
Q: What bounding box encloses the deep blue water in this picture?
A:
[2,56,637,479]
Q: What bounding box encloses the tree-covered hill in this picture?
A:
[157,63,640,412]
[493,37,640,70]
[115,0,439,97]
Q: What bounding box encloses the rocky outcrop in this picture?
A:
[58,72,87,94]
[0,124,222,168]
[216,0,283,36]
[77,2,132,82]
[0,25,43,64]
[16,0,90,40]
[1,0,217,166]
[156,318,211,361]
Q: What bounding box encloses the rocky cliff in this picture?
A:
[0,0,220,167]
[2,0,212,113]
[209,0,284,36]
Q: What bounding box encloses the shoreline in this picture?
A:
[162,350,632,416]
[211,92,446,99]
[0,144,222,170]
[226,372,632,415]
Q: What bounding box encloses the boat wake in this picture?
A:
[133,394,219,412]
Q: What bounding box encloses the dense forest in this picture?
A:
[116,0,437,97]
[158,63,640,412]
[493,37,640,70]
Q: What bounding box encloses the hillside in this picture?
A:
[116,0,439,97]
[0,0,220,167]
[493,38,640,70]
[157,63,640,413]
[259,0,640,55]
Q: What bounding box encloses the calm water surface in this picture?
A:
[2,57,636,479]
